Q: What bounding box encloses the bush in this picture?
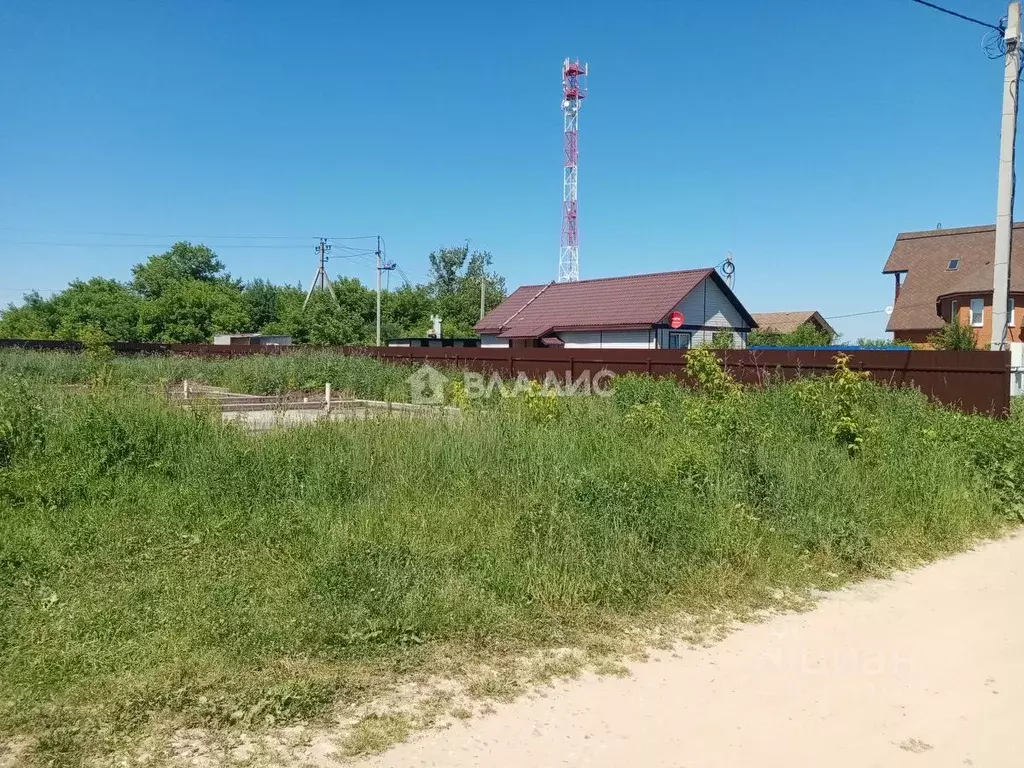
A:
[928,320,977,351]
[749,323,833,347]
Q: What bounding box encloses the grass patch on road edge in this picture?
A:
[1,354,1021,764]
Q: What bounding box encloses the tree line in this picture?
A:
[0,242,507,344]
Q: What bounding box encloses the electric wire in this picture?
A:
[907,0,1004,32]
[0,227,377,241]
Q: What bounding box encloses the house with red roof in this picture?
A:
[474,268,756,349]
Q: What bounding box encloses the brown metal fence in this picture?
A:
[1,339,1012,416]
[346,346,1011,416]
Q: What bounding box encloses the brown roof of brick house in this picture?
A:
[750,311,836,338]
[476,268,756,339]
[884,223,1024,332]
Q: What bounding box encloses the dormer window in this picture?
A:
[947,259,960,271]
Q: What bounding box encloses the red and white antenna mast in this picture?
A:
[559,58,587,283]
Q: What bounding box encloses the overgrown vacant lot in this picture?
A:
[0,348,426,400]
[0,351,1022,765]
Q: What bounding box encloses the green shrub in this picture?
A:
[928,320,977,351]
[749,323,833,347]
[684,347,740,399]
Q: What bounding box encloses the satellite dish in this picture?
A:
[885,306,894,316]
[669,311,685,329]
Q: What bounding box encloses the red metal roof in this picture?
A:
[476,268,750,339]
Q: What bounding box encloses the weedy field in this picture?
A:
[0,349,1021,765]
[0,348,426,400]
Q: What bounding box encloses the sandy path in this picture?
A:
[359,534,1024,767]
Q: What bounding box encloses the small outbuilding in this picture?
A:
[212,333,292,346]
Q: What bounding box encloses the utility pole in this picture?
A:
[303,238,338,309]
[373,236,396,346]
[992,1,1021,350]
[480,270,486,321]
[376,235,382,346]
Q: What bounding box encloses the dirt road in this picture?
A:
[360,534,1024,767]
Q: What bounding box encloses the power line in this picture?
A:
[0,241,324,249]
[0,227,378,241]
[824,308,892,320]
[906,0,1004,32]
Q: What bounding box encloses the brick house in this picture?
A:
[883,224,1024,345]
[475,268,756,349]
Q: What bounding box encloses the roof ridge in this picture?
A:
[498,282,553,332]
[548,267,715,286]
[897,222,1024,240]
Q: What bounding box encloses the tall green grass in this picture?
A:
[0,362,1021,764]
[0,348,424,399]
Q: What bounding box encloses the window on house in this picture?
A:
[947,259,960,271]
[970,298,984,327]
[950,300,959,323]
[667,331,691,350]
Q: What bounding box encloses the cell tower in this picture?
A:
[559,58,587,283]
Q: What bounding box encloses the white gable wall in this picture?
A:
[655,277,749,349]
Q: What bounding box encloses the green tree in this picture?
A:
[928,321,977,351]
[50,278,141,341]
[710,330,734,349]
[302,291,364,345]
[259,285,306,340]
[0,240,509,345]
[131,242,230,299]
[749,323,833,348]
[137,280,248,342]
[856,337,907,348]
[381,284,433,339]
[427,245,506,337]
[0,292,59,339]
[242,279,280,332]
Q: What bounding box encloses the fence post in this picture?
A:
[183,380,189,400]
[325,382,331,413]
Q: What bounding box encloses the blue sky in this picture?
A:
[0,0,1017,340]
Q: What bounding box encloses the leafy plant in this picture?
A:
[856,337,908,349]
[928,320,977,351]
[795,353,870,455]
[749,323,833,348]
[709,330,734,349]
[623,400,667,433]
[684,347,740,399]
